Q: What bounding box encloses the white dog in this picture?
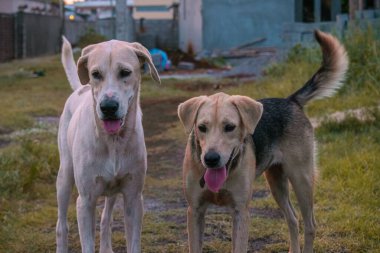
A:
[56,37,160,253]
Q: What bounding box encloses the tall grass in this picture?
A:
[229,25,380,117]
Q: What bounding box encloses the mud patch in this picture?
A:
[144,198,187,212]
[204,223,231,242]
[34,116,60,128]
[248,235,284,252]
[0,138,11,148]
[252,189,270,199]
[141,98,184,138]
[160,212,187,224]
[250,207,283,219]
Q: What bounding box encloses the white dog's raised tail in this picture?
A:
[61,36,81,91]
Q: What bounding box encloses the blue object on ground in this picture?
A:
[149,48,170,71]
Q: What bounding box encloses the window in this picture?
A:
[136,5,168,12]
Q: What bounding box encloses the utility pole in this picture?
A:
[115,0,135,41]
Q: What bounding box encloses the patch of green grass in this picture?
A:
[312,112,380,251]
[0,56,71,131]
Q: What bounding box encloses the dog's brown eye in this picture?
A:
[224,124,236,132]
[120,69,131,78]
[198,124,207,133]
[92,71,102,80]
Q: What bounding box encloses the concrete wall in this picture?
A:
[135,19,178,49]
[97,19,116,39]
[282,11,380,49]
[64,20,96,45]
[202,0,295,51]
[282,21,338,50]
[133,0,174,20]
[179,0,202,53]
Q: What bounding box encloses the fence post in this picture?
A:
[14,11,26,59]
[59,0,65,52]
[115,0,135,41]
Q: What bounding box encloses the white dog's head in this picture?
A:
[77,40,160,134]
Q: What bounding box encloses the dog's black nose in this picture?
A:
[100,99,119,117]
[204,151,220,168]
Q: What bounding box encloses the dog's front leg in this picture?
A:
[232,206,250,253]
[77,195,97,253]
[122,185,144,253]
[123,193,143,253]
[187,205,207,253]
[100,195,117,253]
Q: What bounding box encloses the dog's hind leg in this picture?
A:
[100,195,117,253]
[56,162,74,253]
[288,165,316,253]
[265,165,301,253]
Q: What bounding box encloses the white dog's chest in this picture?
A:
[92,151,141,195]
[95,173,132,196]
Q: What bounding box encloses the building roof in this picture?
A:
[74,0,134,8]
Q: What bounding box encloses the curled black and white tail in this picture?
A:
[61,36,81,91]
[288,30,349,107]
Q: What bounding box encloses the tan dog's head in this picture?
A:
[77,40,160,134]
[178,93,263,192]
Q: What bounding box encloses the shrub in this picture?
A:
[0,134,59,199]
[77,28,107,49]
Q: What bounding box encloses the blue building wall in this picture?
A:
[202,0,295,50]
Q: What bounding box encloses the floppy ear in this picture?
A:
[129,42,161,84]
[77,44,96,85]
[229,95,263,134]
[178,96,207,134]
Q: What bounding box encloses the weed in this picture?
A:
[77,28,107,49]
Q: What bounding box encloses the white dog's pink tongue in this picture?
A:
[103,119,121,134]
[204,167,227,193]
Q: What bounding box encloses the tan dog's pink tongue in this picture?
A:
[103,119,121,134]
[204,167,227,193]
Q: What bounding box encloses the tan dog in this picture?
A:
[56,37,159,253]
[178,30,348,253]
